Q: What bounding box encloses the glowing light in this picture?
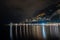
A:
[37,13,45,18]
[15,24,18,38]
[10,23,13,40]
[42,23,46,39]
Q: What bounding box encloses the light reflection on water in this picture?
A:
[9,23,60,40]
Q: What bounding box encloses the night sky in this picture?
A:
[1,0,59,23]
